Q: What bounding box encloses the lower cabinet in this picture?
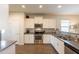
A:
[50,36,65,54]
[43,34,52,44]
[24,34,64,53]
[24,34,34,44]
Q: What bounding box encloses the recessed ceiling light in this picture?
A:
[39,5,43,8]
[57,5,62,8]
[21,5,25,8]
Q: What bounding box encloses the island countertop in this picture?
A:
[0,40,16,52]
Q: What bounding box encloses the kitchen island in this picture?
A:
[0,40,16,54]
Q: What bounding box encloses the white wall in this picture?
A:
[0,4,9,40]
[55,15,79,33]
[9,12,25,45]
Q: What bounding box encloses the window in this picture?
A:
[60,20,70,32]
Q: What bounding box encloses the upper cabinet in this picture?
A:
[25,17,43,28]
[34,16,43,24]
[25,17,56,28]
[43,19,57,28]
[25,19,34,28]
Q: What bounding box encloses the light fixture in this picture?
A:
[21,5,25,8]
[39,5,43,8]
[57,5,62,8]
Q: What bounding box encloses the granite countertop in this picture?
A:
[63,40,79,53]
[24,31,55,34]
[0,40,16,52]
[24,28,56,35]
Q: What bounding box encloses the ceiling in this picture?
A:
[9,4,79,15]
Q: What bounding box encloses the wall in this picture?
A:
[54,15,79,33]
[9,12,25,45]
[63,15,79,33]
[0,4,9,40]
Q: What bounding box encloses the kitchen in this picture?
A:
[0,4,79,54]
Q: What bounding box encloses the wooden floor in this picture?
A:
[16,44,58,54]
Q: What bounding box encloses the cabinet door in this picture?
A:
[43,34,51,43]
[50,36,54,45]
[25,19,34,28]
[34,17,43,24]
[24,34,34,43]
[51,36,57,48]
[56,38,64,54]
[51,36,64,54]
[43,19,56,28]
[29,35,34,43]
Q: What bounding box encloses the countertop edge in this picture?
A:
[0,41,17,52]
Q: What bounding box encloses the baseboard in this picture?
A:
[16,43,24,45]
[24,43,51,45]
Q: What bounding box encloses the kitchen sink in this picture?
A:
[56,35,72,41]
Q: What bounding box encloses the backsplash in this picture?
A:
[24,28,58,34]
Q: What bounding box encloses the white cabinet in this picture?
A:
[25,17,43,28]
[43,19,56,28]
[25,18,56,29]
[43,35,65,54]
[50,36,64,54]
[34,17,43,24]
[25,19,34,28]
[43,34,52,44]
[24,34,34,43]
